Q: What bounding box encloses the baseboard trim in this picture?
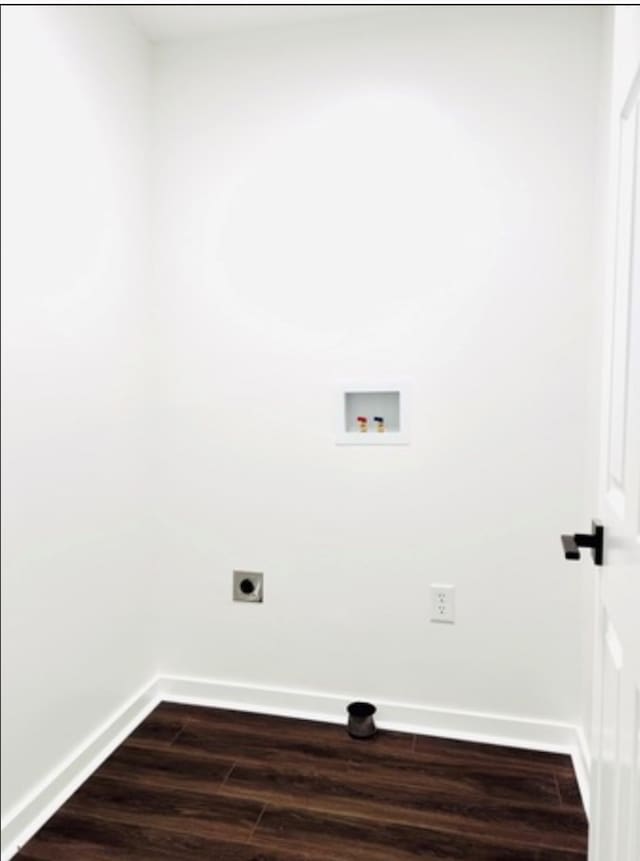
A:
[161,675,592,816]
[571,723,592,819]
[160,674,572,747]
[0,677,161,861]
[1,673,591,859]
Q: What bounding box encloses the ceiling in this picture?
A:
[127,5,371,43]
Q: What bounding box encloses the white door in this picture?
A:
[590,7,640,861]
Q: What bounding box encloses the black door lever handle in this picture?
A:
[561,520,604,566]
[561,534,581,560]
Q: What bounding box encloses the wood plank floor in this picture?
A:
[17,702,588,860]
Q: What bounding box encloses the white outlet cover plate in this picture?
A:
[431,584,455,623]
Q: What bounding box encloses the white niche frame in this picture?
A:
[336,381,410,445]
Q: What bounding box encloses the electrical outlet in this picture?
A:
[431,584,455,623]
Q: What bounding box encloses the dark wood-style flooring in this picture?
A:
[17,702,588,860]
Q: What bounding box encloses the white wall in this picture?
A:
[1,6,155,820]
[1,4,606,838]
[152,6,603,724]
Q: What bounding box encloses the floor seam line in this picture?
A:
[552,771,564,805]
[248,802,268,843]
[167,722,189,747]
[219,761,237,789]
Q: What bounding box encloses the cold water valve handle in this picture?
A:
[561,520,604,566]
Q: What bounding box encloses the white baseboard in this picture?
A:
[571,723,592,818]
[0,677,161,861]
[159,674,577,749]
[1,673,591,860]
